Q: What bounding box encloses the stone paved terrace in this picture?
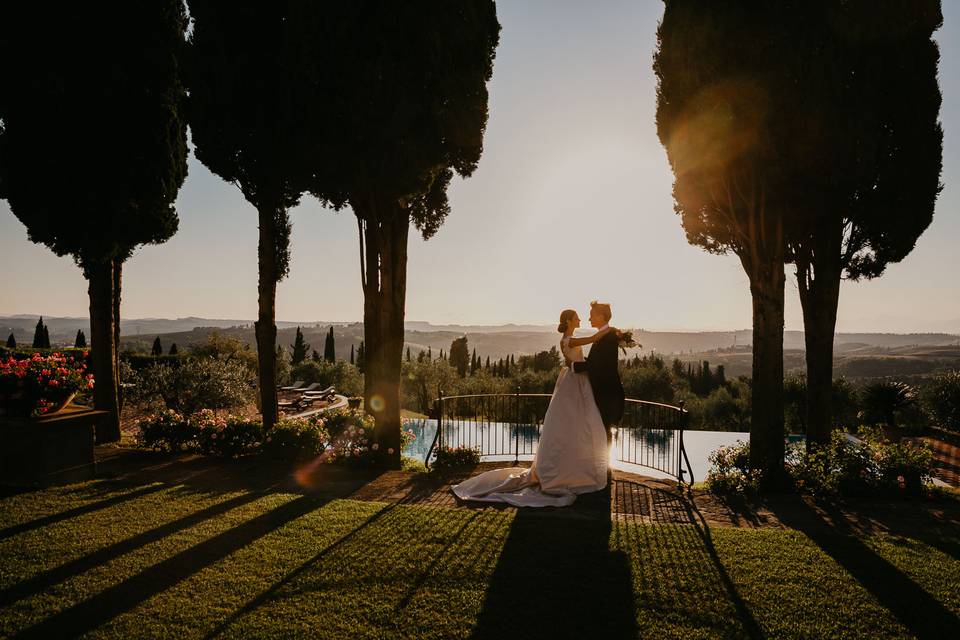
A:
[86,448,960,539]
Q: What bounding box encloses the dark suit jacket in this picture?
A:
[572,331,625,428]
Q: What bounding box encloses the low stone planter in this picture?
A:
[0,405,106,487]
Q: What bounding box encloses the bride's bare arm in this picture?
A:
[566,326,616,348]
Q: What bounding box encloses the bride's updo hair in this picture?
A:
[558,309,577,333]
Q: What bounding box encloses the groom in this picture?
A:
[573,300,625,447]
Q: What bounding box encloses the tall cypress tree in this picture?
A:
[449,337,470,377]
[1,2,188,442]
[350,344,355,365]
[169,343,178,356]
[152,336,163,356]
[74,329,86,348]
[406,347,412,362]
[324,326,336,362]
[32,317,45,349]
[42,324,51,349]
[291,327,309,366]
[6,334,16,348]
[356,340,365,374]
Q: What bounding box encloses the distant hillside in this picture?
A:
[3,315,957,365]
[672,345,960,380]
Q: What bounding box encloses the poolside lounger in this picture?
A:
[279,380,306,391]
[301,386,335,397]
[293,382,325,393]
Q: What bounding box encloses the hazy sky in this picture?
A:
[2,0,958,332]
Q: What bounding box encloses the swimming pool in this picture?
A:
[401,418,803,483]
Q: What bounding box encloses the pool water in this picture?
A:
[402,419,803,484]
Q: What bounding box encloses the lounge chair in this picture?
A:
[279,380,306,391]
[301,385,335,397]
[296,382,325,393]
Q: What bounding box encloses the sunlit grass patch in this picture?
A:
[1,480,958,639]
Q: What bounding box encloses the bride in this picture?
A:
[451,309,614,507]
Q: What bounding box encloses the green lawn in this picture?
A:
[1,480,958,639]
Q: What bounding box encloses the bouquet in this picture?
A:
[616,330,639,355]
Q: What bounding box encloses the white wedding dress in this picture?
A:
[451,336,609,507]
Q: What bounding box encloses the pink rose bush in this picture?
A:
[136,409,197,451]
[134,406,415,467]
[195,410,262,457]
[323,409,376,465]
[262,414,329,461]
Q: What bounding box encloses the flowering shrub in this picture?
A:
[324,409,376,465]
[136,409,197,452]
[431,445,481,471]
[198,415,263,457]
[705,440,761,496]
[707,429,936,498]
[191,410,261,457]
[0,352,94,417]
[791,428,934,497]
[262,415,329,460]
[400,421,417,451]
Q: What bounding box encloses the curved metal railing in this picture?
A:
[424,388,694,485]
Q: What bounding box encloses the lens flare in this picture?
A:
[293,451,331,489]
[369,394,385,412]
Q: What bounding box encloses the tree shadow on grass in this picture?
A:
[1,454,452,639]
[203,490,487,638]
[0,487,270,608]
[768,493,960,640]
[615,478,765,639]
[10,493,329,640]
[97,449,382,496]
[0,482,167,541]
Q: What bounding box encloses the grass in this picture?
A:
[1,480,959,639]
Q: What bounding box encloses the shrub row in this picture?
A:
[136,408,389,465]
[706,427,935,499]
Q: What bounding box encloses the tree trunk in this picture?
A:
[739,201,788,488]
[747,261,787,486]
[112,257,123,415]
[358,201,409,470]
[85,260,121,443]
[254,203,279,430]
[796,225,843,448]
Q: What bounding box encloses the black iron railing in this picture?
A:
[425,388,694,485]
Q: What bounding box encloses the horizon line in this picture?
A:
[2,312,958,337]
